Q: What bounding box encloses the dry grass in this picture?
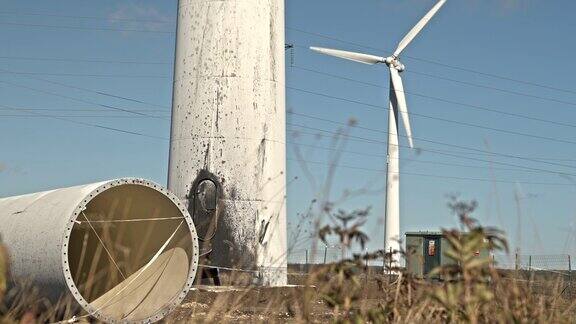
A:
[1,200,575,323]
[165,197,576,323]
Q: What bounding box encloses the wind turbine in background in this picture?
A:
[310,0,447,266]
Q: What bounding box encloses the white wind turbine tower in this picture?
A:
[310,0,447,266]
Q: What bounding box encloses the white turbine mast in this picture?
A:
[310,0,447,266]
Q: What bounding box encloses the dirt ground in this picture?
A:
[166,270,391,323]
[166,268,576,323]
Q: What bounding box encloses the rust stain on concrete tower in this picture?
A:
[168,0,287,285]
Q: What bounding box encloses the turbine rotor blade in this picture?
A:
[389,67,414,148]
[393,0,447,57]
[310,46,385,65]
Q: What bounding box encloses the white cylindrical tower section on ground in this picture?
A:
[0,178,199,323]
[168,0,287,285]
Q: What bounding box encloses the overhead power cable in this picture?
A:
[287,86,576,147]
[3,101,573,179]
[287,111,576,171]
[291,129,576,177]
[3,13,574,98]
[287,122,576,171]
[287,139,575,177]
[407,70,576,109]
[286,27,576,96]
[7,62,576,134]
[4,71,575,167]
[0,21,174,34]
[288,129,576,177]
[0,104,167,140]
[0,11,174,24]
[6,61,575,131]
[0,70,169,79]
[404,56,576,96]
[5,64,576,143]
[291,65,576,130]
[0,79,168,119]
[2,103,572,175]
[5,106,572,185]
[3,76,574,167]
[290,125,576,164]
[0,68,171,109]
[3,32,575,111]
[0,114,170,119]
[293,42,576,111]
[287,158,574,187]
[0,55,170,65]
[0,107,168,113]
[8,66,576,149]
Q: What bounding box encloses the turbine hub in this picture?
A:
[386,56,406,72]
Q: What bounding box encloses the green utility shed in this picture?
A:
[405,231,489,279]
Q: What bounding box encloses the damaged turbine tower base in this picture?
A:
[168,0,287,285]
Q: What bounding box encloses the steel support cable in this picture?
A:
[81,211,127,280]
[62,221,185,323]
[94,222,184,313]
[76,217,185,224]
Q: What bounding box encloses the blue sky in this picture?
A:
[1,0,576,258]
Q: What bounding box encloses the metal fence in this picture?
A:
[288,247,350,265]
[494,254,572,271]
[289,250,575,274]
[493,254,575,299]
[287,247,393,270]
